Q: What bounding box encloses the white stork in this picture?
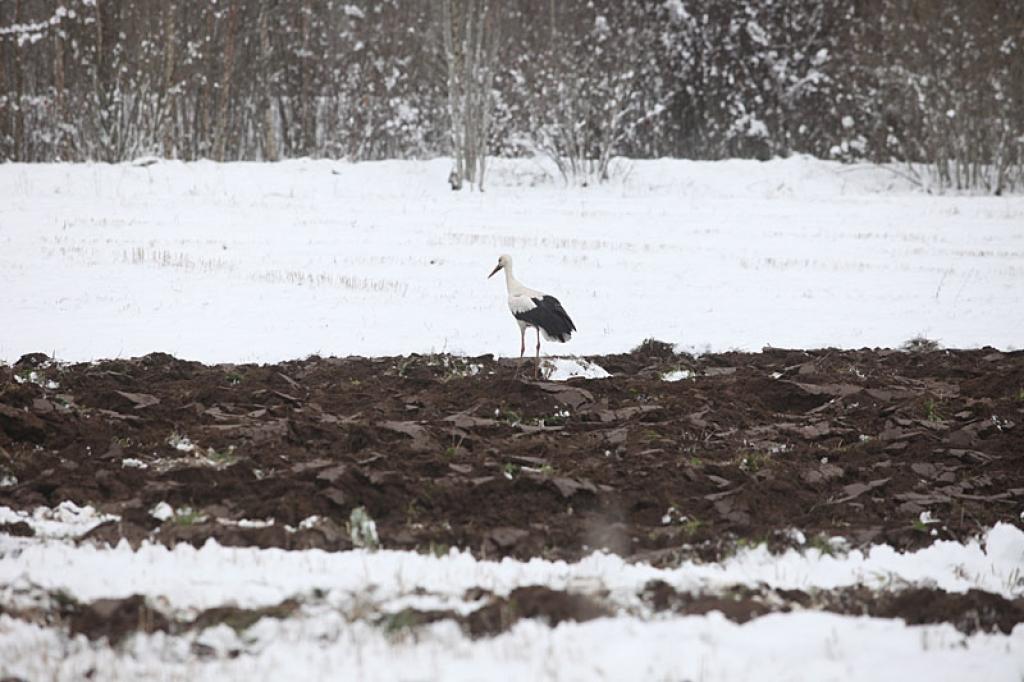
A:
[488,254,576,376]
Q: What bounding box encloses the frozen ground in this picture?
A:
[0,157,1021,364]
[1,158,1023,679]
[4,610,1021,682]
[1,505,1022,681]
[5,505,1023,609]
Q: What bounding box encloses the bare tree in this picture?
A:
[258,5,278,161]
[0,0,1019,192]
[213,0,239,161]
[439,0,500,190]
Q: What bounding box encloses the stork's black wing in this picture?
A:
[514,296,576,342]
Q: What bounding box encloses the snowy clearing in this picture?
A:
[1,157,1021,364]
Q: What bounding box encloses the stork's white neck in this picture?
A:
[503,265,523,294]
[502,264,540,298]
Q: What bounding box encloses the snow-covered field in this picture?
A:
[2,158,1023,679]
[6,505,1023,610]
[1,505,1022,681]
[0,157,1021,364]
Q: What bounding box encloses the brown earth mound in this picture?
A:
[1,345,1021,562]
[4,582,1018,644]
[641,581,1024,635]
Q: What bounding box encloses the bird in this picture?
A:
[488,254,576,377]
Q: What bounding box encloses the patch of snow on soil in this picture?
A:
[0,502,118,539]
[545,358,611,381]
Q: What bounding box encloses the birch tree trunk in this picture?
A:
[0,2,6,160]
[160,1,177,158]
[439,0,499,191]
[259,6,279,161]
[12,0,24,160]
[300,0,314,155]
[441,0,465,188]
[213,0,239,161]
[53,2,66,158]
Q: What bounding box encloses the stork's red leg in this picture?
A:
[515,327,526,378]
[535,328,542,378]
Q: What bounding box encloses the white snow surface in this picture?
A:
[2,156,1023,677]
[1,157,1021,364]
[2,612,1021,682]
[544,357,611,380]
[0,506,1022,678]
[0,501,119,539]
[1,522,1022,611]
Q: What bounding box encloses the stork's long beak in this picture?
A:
[488,264,502,279]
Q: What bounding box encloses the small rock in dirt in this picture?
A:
[834,477,890,504]
[796,362,819,376]
[321,487,347,507]
[550,477,597,499]
[706,474,732,488]
[686,410,711,429]
[879,426,917,442]
[895,491,951,506]
[292,458,333,474]
[316,464,349,485]
[802,463,843,485]
[443,411,499,429]
[506,455,548,467]
[532,383,595,410]
[270,390,302,405]
[910,463,939,479]
[31,398,54,414]
[713,496,752,525]
[367,470,401,486]
[114,391,161,409]
[798,422,832,440]
[486,527,529,549]
[605,427,628,446]
[944,448,998,463]
[789,382,861,398]
[379,420,435,451]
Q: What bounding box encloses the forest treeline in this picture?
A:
[1,0,1021,192]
